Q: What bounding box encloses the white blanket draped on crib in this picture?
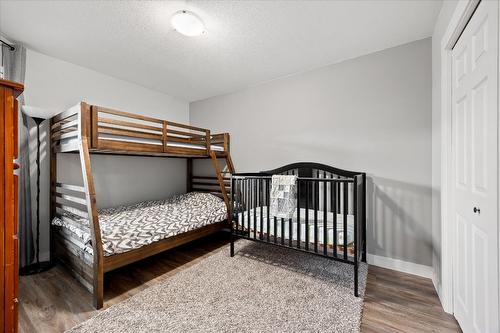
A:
[270,175,297,219]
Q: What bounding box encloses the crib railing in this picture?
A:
[230,163,366,296]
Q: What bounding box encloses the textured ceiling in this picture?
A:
[0,1,441,102]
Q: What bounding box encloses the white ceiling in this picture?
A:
[0,0,441,102]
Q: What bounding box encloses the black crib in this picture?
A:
[230,162,366,296]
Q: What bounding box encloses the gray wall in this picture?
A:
[24,49,189,261]
[191,38,433,266]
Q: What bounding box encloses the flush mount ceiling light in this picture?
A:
[171,10,205,37]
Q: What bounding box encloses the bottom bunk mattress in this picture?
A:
[52,192,227,257]
[237,206,355,248]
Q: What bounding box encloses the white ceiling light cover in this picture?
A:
[171,10,205,36]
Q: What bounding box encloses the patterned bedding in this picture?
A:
[52,192,227,256]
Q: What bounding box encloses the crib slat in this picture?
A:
[260,179,263,240]
[289,170,294,247]
[253,179,257,239]
[297,180,301,249]
[233,178,237,234]
[240,179,243,232]
[353,176,359,296]
[323,177,328,256]
[337,182,341,213]
[281,218,285,245]
[266,179,270,242]
[314,174,318,253]
[247,179,251,235]
[343,181,348,260]
[274,216,277,243]
[230,177,235,257]
[333,177,338,258]
[305,182,309,251]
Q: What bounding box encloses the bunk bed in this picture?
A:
[49,102,234,309]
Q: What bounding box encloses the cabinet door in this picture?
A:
[2,87,19,333]
[0,86,5,333]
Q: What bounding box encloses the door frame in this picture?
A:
[439,0,499,316]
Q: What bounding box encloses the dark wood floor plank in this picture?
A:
[19,233,461,332]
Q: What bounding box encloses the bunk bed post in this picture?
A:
[90,105,98,149]
[162,120,168,153]
[205,130,211,155]
[49,118,57,263]
[187,158,193,192]
[78,102,104,309]
[223,133,230,153]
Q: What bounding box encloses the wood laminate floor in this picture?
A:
[19,233,460,332]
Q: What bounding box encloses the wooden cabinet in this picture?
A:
[0,79,23,333]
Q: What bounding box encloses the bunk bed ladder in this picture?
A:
[209,151,234,208]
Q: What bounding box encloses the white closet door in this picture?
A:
[451,1,499,332]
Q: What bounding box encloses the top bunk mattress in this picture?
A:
[97,134,225,151]
[52,192,227,257]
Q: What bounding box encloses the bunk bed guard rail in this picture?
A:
[51,102,230,156]
[230,162,366,296]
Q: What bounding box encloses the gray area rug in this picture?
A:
[69,240,368,333]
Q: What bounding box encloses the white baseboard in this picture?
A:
[432,272,453,314]
[367,254,434,279]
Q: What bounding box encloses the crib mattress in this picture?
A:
[237,207,355,246]
[52,192,227,256]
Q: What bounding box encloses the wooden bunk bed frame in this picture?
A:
[49,102,234,309]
